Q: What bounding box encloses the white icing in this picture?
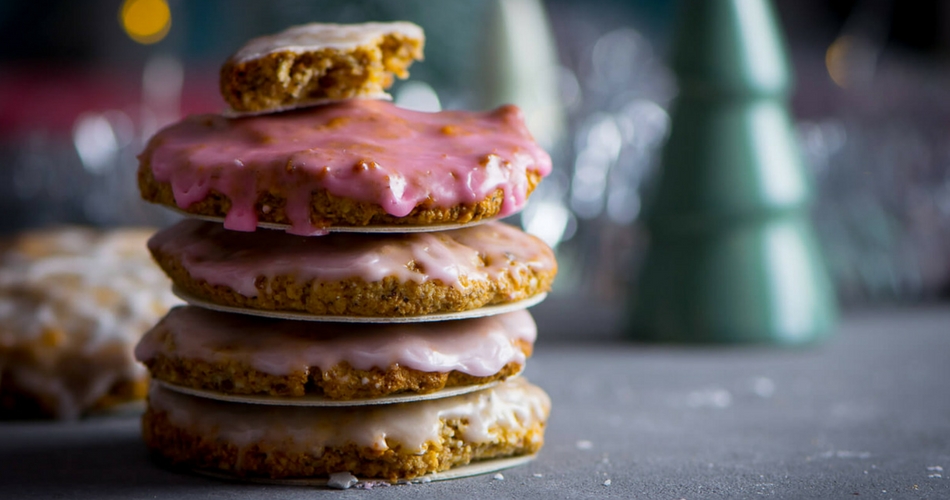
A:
[327,472,358,489]
[232,22,424,63]
[0,228,180,419]
[136,306,536,377]
[149,378,550,454]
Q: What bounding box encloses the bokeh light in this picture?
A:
[120,0,171,45]
[825,35,877,90]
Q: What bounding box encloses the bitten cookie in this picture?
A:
[147,219,557,318]
[220,21,424,114]
[0,227,179,419]
[136,306,535,399]
[138,100,551,235]
[143,378,550,481]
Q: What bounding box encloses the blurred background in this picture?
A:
[1,0,949,315]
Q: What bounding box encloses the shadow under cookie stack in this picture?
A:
[132,22,557,486]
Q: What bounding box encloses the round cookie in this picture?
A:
[147,219,557,318]
[136,306,535,400]
[220,22,424,114]
[142,378,550,481]
[0,227,179,419]
[138,100,551,235]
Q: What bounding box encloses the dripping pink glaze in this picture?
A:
[143,100,552,235]
[148,219,556,297]
[136,306,536,377]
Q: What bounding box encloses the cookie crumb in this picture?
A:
[327,472,358,489]
[355,480,390,490]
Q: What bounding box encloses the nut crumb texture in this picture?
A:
[220,22,425,114]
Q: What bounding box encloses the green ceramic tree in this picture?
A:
[629,0,837,344]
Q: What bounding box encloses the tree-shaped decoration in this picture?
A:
[630,0,836,343]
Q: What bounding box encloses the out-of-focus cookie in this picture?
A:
[220,22,424,114]
[0,227,179,419]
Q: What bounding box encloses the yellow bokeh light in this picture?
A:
[826,35,877,90]
[825,36,852,89]
[120,0,171,45]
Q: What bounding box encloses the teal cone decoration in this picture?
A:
[629,0,837,344]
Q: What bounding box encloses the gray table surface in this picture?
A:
[2,306,949,499]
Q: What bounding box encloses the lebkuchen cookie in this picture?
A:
[220,21,424,114]
[143,378,550,481]
[138,100,552,235]
[136,306,535,399]
[0,227,178,419]
[147,219,556,318]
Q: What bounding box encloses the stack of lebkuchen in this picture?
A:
[134,21,557,485]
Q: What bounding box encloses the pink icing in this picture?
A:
[135,306,536,377]
[143,100,552,235]
[148,219,556,297]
